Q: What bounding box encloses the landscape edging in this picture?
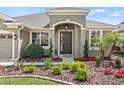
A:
[0,75,76,85]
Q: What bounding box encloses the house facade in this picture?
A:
[0,7,114,59]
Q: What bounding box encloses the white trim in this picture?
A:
[58,30,73,57]
[0,12,15,21]
[47,10,90,13]
[29,32,32,44]
[53,20,83,29]
[0,30,13,34]
[12,32,14,59]
[3,23,22,25]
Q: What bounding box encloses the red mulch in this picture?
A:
[73,57,95,61]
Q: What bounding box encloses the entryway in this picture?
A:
[58,30,73,57]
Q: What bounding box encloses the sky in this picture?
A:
[0,7,124,25]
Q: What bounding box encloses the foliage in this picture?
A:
[115,58,121,69]
[75,67,89,81]
[103,68,113,74]
[102,32,124,57]
[61,62,72,69]
[114,69,124,78]
[48,38,53,57]
[95,55,101,67]
[43,58,53,69]
[23,44,44,57]
[72,62,86,71]
[23,65,36,73]
[52,66,63,75]
[15,60,23,70]
[83,39,89,57]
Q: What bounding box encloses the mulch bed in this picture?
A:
[20,56,63,62]
[1,60,124,85]
[74,57,95,61]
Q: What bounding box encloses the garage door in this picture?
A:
[0,34,12,59]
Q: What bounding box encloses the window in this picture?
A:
[89,30,103,49]
[32,32,49,46]
[91,31,100,47]
[32,32,40,44]
[40,32,49,46]
[0,35,6,39]
[7,35,12,39]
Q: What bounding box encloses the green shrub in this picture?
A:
[23,65,36,73]
[43,58,53,69]
[115,58,121,69]
[83,39,89,57]
[72,62,86,71]
[15,60,23,70]
[52,66,63,75]
[75,67,89,81]
[48,38,53,57]
[61,62,72,69]
[23,44,44,57]
[95,55,101,67]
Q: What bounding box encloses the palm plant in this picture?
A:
[102,32,124,57]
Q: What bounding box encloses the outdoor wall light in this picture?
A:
[14,34,17,40]
[65,24,68,30]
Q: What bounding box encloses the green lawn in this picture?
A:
[0,77,63,85]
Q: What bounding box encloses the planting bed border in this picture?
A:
[0,75,75,85]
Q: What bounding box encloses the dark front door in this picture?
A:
[60,31,72,54]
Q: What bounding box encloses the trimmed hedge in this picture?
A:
[23,44,44,57]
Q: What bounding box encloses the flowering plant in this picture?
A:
[103,68,113,74]
[114,69,124,78]
[0,65,5,73]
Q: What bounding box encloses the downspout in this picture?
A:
[17,25,24,59]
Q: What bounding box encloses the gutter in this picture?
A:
[17,25,24,59]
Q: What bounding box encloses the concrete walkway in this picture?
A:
[63,57,74,62]
[0,59,15,66]
[0,57,74,66]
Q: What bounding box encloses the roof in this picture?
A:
[86,20,114,28]
[12,12,114,29]
[13,13,49,29]
[0,12,15,22]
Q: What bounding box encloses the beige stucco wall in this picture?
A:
[0,19,7,30]
[49,15,86,28]
[20,30,30,57]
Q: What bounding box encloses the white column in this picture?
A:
[89,30,91,49]
[29,32,32,44]
[80,29,85,57]
[100,30,103,40]
[12,32,14,59]
[51,29,55,56]
[17,29,20,59]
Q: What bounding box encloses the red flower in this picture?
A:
[114,69,124,78]
[103,68,113,74]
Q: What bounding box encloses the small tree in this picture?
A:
[103,32,124,57]
[83,39,89,57]
[48,38,53,57]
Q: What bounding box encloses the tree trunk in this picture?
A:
[109,42,116,57]
[100,47,104,61]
